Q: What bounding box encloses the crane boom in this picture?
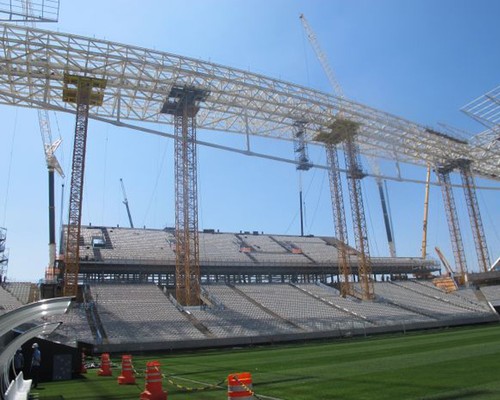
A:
[299,13,344,99]
[120,178,134,228]
[301,13,374,299]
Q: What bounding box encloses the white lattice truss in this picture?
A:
[461,86,500,165]
[0,0,59,22]
[0,23,499,180]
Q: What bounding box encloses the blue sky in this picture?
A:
[0,0,499,282]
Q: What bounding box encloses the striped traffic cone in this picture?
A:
[228,372,253,400]
[118,355,135,385]
[140,361,167,400]
[98,353,112,376]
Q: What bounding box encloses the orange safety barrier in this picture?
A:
[140,361,167,400]
[98,353,112,376]
[80,352,87,374]
[118,354,136,385]
[228,372,253,399]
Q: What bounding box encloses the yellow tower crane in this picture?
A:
[61,74,106,297]
[300,13,374,300]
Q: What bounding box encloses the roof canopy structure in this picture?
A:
[461,86,500,165]
[0,0,59,22]
[0,23,499,179]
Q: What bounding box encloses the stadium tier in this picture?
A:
[71,226,439,284]
[36,225,495,352]
[40,281,498,352]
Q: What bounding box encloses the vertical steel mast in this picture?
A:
[162,86,208,306]
[458,160,491,273]
[62,74,106,297]
[301,13,373,299]
[435,165,468,284]
[325,143,353,297]
[343,133,374,300]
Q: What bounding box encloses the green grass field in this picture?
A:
[36,323,500,400]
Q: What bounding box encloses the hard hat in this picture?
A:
[32,343,38,348]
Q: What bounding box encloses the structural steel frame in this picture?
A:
[0,23,498,180]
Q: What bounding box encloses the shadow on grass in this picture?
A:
[421,389,497,399]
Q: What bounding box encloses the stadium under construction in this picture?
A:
[0,5,499,372]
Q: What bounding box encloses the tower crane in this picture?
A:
[120,178,134,228]
[300,13,374,299]
[367,157,397,258]
[22,0,64,281]
[39,109,65,281]
[62,74,107,296]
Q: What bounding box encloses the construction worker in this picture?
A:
[30,343,41,389]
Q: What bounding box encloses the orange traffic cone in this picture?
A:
[80,352,87,374]
[140,361,167,400]
[98,353,112,376]
[118,354,136,385]
[228,372,253,400]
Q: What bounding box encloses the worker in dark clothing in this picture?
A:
[14,348,24,375]
[30,343,41,389]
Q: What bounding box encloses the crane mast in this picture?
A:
[62,74,106,297]
[161,86,208,306]
[22,0,64,281]
[301,13,373,299]
[120,178,134,228]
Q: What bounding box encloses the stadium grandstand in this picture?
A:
[68,225,438,285]
[30,225,499,353]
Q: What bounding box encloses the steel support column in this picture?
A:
[435,167,468,283]
[62,74,106,297]
[163,87,208,306]
[325,143,353,297]
[344,137,374,300]
[459,161,491,273]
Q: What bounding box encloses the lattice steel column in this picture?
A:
[344,137,374,300]
[435,166,468,282]
[163,87,208,306]
[458,160,491,273]
[325,143,353,297]
[62,74,106,297]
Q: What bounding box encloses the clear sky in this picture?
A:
[0,0,499,282]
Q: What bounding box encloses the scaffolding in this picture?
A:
[162,86,209,306]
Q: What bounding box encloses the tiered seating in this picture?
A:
[397,280,491,313]
[297,283,433,325]
[272,236,339,263]
[46,304,95,345]
[238,234,310,264]
[98,228,176,263]
[199,233,252,263]
[91,283,205,343]
[4,282,33,304]
[0,285,23,315]
[190,284,297,337]
[372,282,488,320]
[236,284,360,331]
[479,285,500,303]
